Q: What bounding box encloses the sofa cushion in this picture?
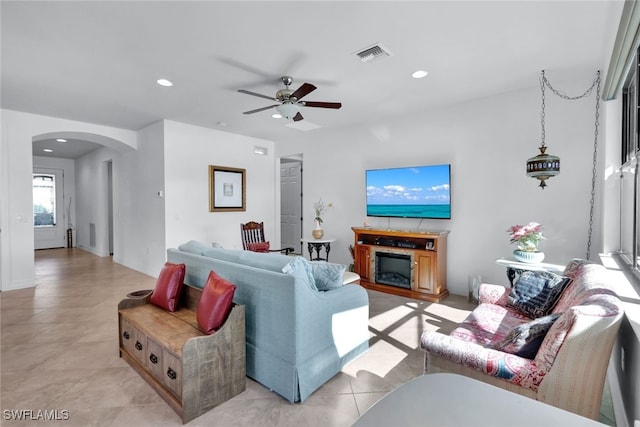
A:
[311,261,346,291]
[491,313,561,359]
[449,302,531,347]
[202,247,244,264]
[281,256,318,292]
[239,250,292,271]
[196,270,237,334]
[150,262,186,312]
[247,241,271,252]
[178,240,212,255]
[507,270,571,318]
[342,271,360,285]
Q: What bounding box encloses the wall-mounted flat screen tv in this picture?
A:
[366,164,451,219]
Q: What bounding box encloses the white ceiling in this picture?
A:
[1,1,624,158]
[32,138,103,159]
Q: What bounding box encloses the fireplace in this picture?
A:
[375,251,411,289]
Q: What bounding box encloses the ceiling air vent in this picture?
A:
[354,43,392,63]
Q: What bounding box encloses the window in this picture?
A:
[620,49,640,272]
[33,173,56,227]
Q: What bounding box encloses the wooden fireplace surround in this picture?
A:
[352,227,449,302]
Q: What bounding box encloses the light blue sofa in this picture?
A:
[166,243,369,402]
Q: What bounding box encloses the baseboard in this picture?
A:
[77,245,109,257]
[3,278,35,291]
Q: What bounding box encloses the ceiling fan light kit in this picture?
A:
[275,103,300,121]
[238,76,341,122]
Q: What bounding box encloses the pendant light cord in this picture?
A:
[539,70,601,259]
[587,72,601,260]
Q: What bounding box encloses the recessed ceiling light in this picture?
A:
[272,113,282,119]
[156,78,173,87]
[56,138,67,142]
[43,149,53,153]
[412,70,428,79]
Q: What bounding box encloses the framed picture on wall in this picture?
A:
[208,165,246,212]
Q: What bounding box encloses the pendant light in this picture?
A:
[527,70,559,189]
[526,70,600,190]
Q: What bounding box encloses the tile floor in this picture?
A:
[1,249,615,426]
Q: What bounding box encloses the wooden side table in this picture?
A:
[496,258,565,286]
[301,238,336,261]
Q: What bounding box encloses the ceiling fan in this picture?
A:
[238,76,341,122]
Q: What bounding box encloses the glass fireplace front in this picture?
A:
[375,251,411,289]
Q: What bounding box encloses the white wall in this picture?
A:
[75,147,118,256]
[0,109,137,291]
[1,112,278,290]
[111,121,167,276]
[277,72,604,296]
[163,120,276,251]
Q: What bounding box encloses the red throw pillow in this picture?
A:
[247,241,270,252]
[197,270,237,334]
[149,262,186,312]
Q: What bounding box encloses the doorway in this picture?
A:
[33,168,66,249]
[280,156,303,254]
[107,160,114,256]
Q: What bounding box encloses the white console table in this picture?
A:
[301,237,335,261]
[496,258,565,287]
[353,373,604,427]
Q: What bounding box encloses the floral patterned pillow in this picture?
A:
[562,258,592,279]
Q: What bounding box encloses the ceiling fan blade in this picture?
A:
[243,105,278,114]
[290,83,316,101]
[301,101,342,109]
[293,112,304,122]
[238,89,277,101]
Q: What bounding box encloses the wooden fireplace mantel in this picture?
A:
[352,227,449,302]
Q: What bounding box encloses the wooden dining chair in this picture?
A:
[240,221,294,255]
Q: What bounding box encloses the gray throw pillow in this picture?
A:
[281,256,318,292]
[507,270,571,318]
[178,240,211,255]
[311,261,346,291]
[491,313,561,359]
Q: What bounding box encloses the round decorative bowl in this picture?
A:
[126,289,153,299]
[513,250,545,264]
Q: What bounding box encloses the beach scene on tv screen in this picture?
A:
[366,164,451,219]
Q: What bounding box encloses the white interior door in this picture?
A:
[280,160,302,254]
[33,168,66,249]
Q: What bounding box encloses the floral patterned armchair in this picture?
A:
[420,260,623,420]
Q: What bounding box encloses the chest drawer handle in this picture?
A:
[166,368,177,380]
[123,331,130,340]
[149,353,158,364]
[135,341,143,351]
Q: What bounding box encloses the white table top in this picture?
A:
[353,373,604,427]
[301,237,335,243]
[496,257,565,273]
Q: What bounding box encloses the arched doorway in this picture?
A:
[31,131,133,256]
